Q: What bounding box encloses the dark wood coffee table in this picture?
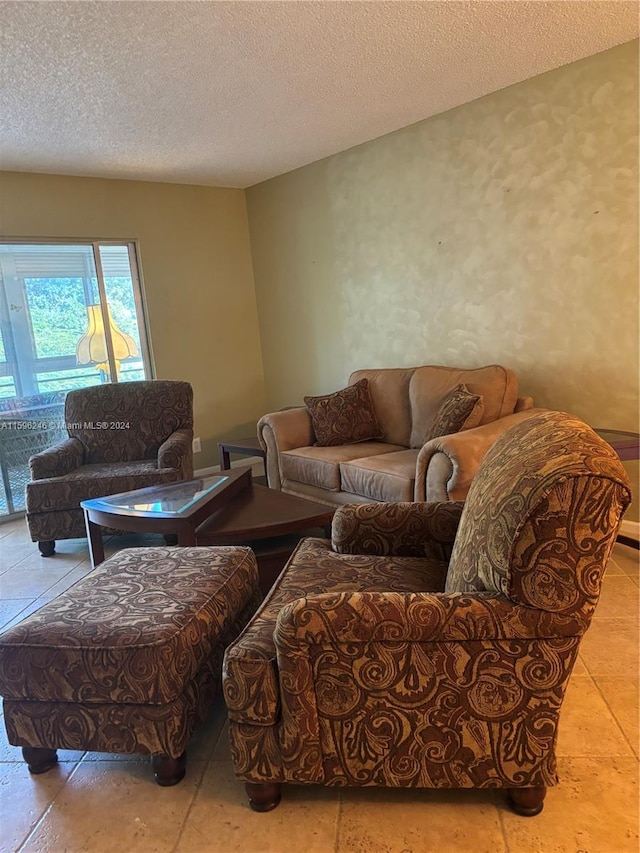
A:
[81,467,253,569]
[195,483,334,593]
[81,468,335,591]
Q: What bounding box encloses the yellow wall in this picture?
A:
[0,171,266,468]
[247,42,639,431]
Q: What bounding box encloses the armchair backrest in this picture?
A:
[446,410,631,628]
[64,380,193,463]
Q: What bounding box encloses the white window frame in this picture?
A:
[0,239,154,397]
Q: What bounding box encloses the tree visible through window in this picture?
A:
[0,241,152,516]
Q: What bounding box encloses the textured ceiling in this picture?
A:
[1,1,638,188]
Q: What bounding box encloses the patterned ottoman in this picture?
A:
[0,545,261,786]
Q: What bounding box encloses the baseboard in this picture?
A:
[619,519,640,544]
[194,464,218,477]
[195,457,264,479]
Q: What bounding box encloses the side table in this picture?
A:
[595,429,639,550]
[594,429,640,462]
[218,436,268,481]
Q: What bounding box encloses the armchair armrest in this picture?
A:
[276,589,588,647]
[331,501,464,561]
[272,590,582,782]
[414,408,546,502]
[29,437,84,480]
[158,428,193,479]
[258,408,314,490]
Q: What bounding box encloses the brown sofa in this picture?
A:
[258,364,535,506]
[223,411,631,815]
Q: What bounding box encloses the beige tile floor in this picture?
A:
[0,517,638,853]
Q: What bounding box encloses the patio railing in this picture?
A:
[0,392,67,515]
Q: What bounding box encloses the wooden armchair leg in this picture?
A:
[508,786,546,816]
[246,782,282,812]
[23,747,58,774]
[152,752,186,786]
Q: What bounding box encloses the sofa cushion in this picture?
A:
[349,368,415,447]
[304,379,383,447]
[409,365,518,448]
[340,450,419,502]
[424,384,484,442]
[281,442,404,491]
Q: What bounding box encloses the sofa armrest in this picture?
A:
[515,395,534,412]
[157,428,194,479]
[258,408,314,490]
[29,437,84,480]
[331,501,464,560]
[414,408,546,502]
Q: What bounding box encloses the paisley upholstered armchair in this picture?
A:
[26,380,193,555]
[223,410,631,816]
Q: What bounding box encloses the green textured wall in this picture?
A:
[247,41,639,518]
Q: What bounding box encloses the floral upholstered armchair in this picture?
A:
[223,411,631,816]
[26,380,193,555]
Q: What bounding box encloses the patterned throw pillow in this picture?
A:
[304,379,384,447]
[424,384,484,442]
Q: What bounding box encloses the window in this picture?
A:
[0,242,151,397]
[0,241,152,516]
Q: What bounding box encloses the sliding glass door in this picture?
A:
[0,241,152,516]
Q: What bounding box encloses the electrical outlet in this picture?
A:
[192,437,202,453]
